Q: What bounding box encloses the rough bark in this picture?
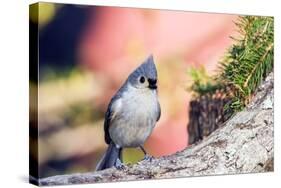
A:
[39,73,274,186]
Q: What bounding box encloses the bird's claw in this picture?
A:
[114,158,126,170]
[143,154,154,162]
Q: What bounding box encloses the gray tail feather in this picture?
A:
[95,143,121,171]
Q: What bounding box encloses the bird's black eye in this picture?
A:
[139,76,145,83]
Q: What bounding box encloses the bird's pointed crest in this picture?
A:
[128,55,157,81]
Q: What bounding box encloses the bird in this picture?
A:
[96,55,161,171]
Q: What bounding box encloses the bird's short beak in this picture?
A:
[148,78,157,89]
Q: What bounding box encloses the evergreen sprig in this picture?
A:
[219,16,274,111]
[188,16,274,112]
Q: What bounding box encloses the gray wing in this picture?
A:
[104,94,122,144]
[156,100,161,122]
[104,83,128,144]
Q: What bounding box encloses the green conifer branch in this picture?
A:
[219,16,274,111]
[188,16,274,112]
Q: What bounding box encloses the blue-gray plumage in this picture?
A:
[96,55,161,171]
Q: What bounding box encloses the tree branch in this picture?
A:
[39,73,273,186]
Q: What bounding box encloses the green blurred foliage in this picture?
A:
[123,148,145,164]
[187,65,222,96]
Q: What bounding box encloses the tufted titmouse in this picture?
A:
[96,55,161,171]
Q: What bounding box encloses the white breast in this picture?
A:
[109,84,159,147]
[123,84,158,119]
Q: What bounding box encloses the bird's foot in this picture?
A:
[143,154,154,162]
[114,158,126,170]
